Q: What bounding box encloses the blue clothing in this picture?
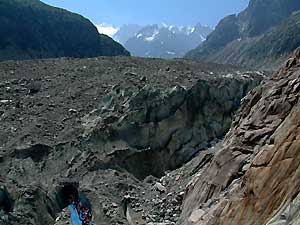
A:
[68,204,82,225]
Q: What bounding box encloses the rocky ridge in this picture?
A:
[179,49,300,225]
[185,0,300,70]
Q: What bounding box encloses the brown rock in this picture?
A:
[179,50,300,225]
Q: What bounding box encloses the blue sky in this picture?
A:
[42,0,249,28]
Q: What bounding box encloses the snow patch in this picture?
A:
[145,30,159,42]
[166,51,176,55]
[200,35,206,41]
[161,22,168,28]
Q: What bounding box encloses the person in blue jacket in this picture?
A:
[67,192,94,225]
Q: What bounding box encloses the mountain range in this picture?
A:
[185,0,300,70]
[0,0,129,61]
[113,24,143,45]
[113,23,212,58]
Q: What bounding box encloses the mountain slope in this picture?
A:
[124,24,212,59]
[0,0,129,60]
[113,24,143,44]
[244,11,300,67]
[186,0,300,70]
[179,49,300,225]
[238,0,300,37]
[185,15,240,61]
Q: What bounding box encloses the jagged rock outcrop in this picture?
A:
[179,49,300,225]
[0,56,265,225]
[71,66,263,181]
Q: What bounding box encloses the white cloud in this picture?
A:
[96,23,119,37]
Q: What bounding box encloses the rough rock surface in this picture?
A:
[179,49,300,225]
[0,56,264,225]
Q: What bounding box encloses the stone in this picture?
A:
[154,182,166,193]
[27,81,41,94]
[0,100,12,104]
[112,203,118,208]
[68,109,78,113]
[140,76,147,82]
[188,209,206,223]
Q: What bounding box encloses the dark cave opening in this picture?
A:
[56,184,79,210]
[0,187,13,212]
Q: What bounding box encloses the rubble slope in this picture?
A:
[0,56,264,225]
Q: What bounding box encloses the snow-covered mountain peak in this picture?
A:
[113,23,213,59]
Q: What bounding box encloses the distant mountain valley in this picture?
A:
[112,23,212,58]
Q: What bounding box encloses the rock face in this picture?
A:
[0,56,264,225]
[185,0,300,70]
[179,49,300,225]
[0,0,129,61]
[98,74,262,179]
[243,12,300,69]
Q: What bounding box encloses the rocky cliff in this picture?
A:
[0,57,264,225]
[0,0,129,60]
[179,49,300,225]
